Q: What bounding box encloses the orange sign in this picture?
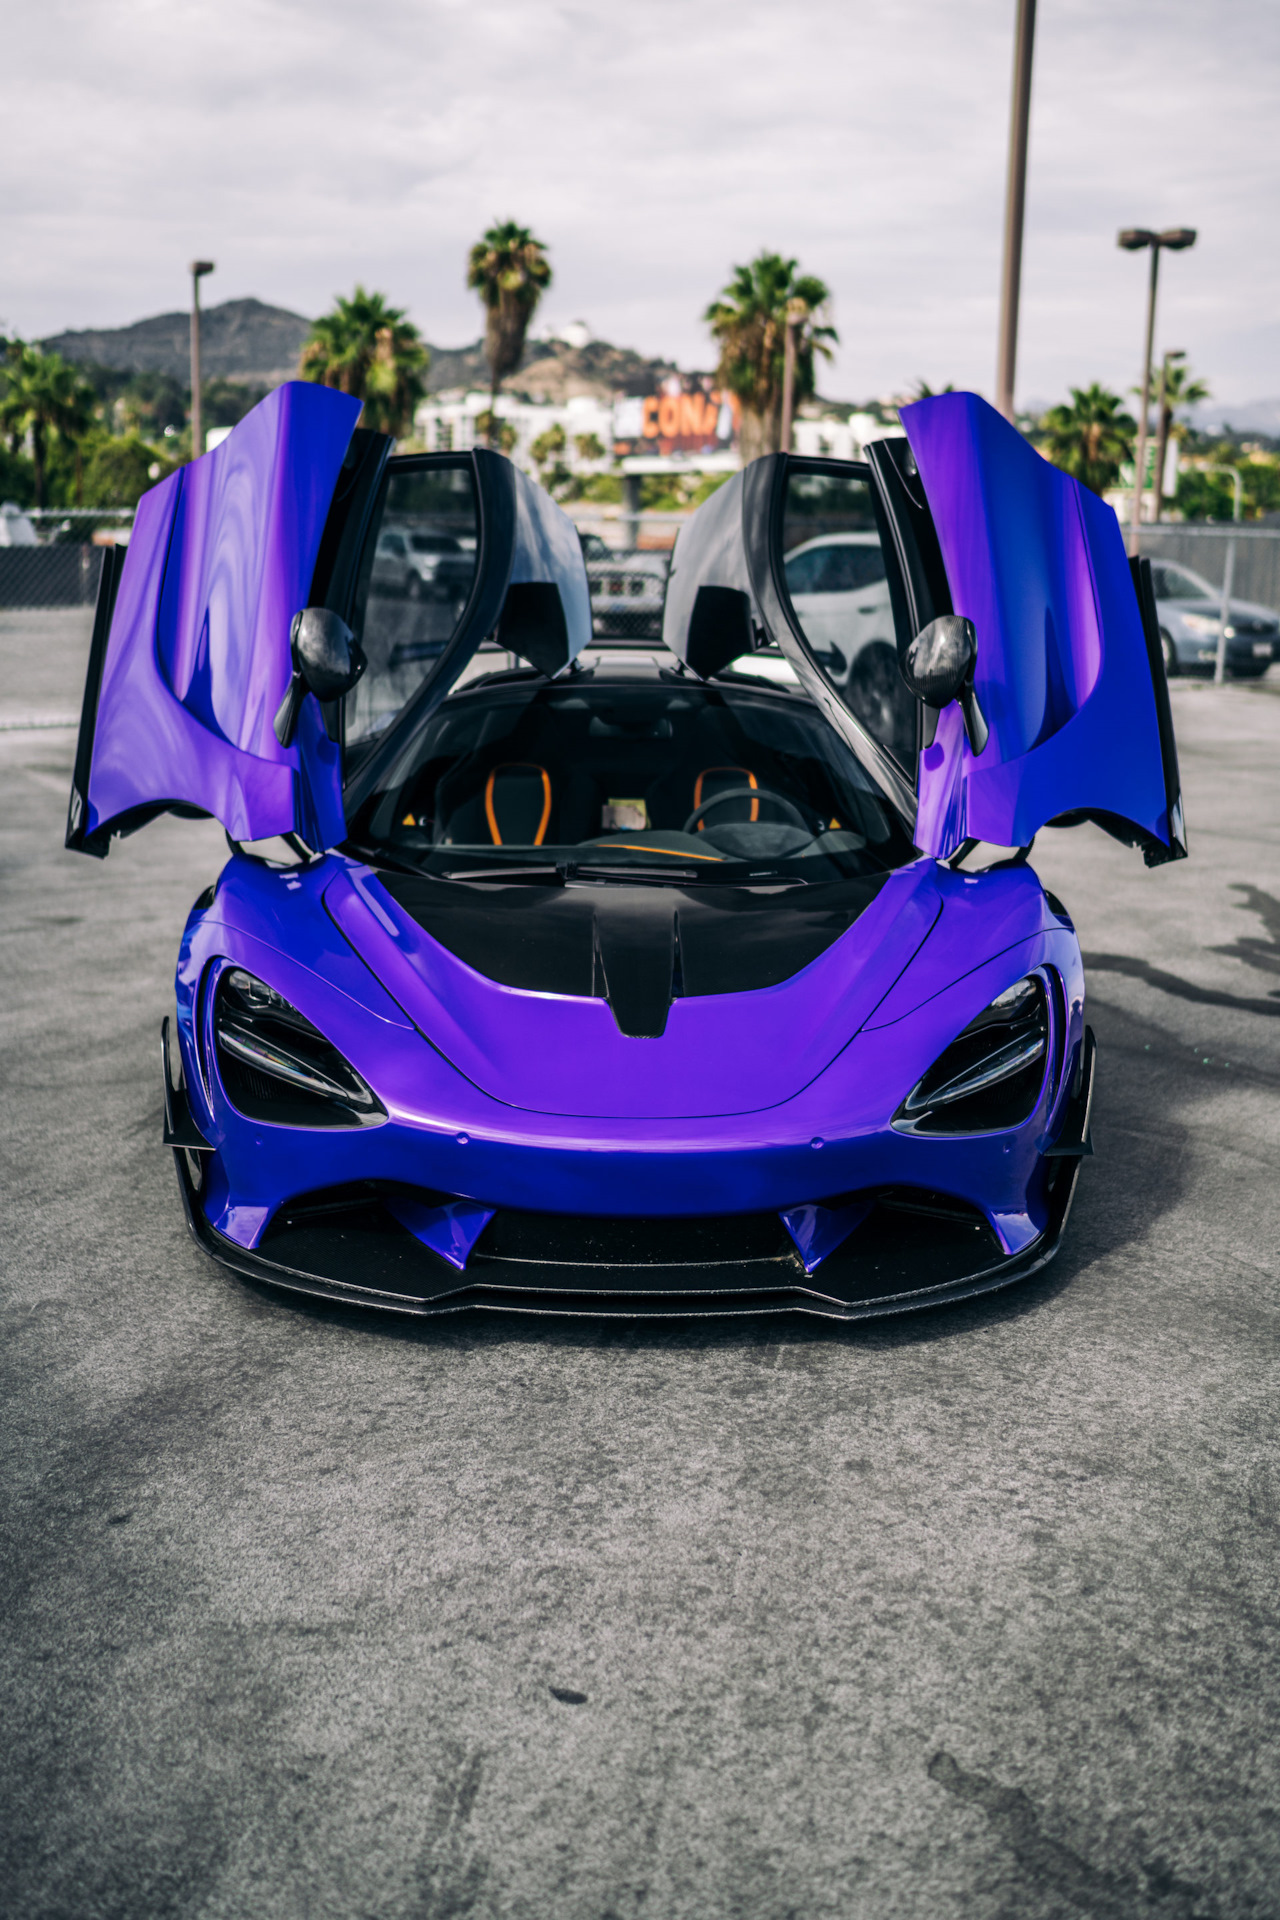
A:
[612,385,738,457]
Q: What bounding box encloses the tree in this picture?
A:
[0,344,97,507]
[79,434,180,510]
[299,287,428,439]
[1036,384,1137,497]
[466,222,552,447]
[574,432,606,464]
[529,422,570,497]
[474,410,517,455]
[704,253,836,462]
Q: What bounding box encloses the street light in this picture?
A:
[1117,226,1195,552]
[189,259,215,459]
[995,0,1037,421]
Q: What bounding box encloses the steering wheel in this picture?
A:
[682,786,812,836]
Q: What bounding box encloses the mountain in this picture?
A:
[41,298,312,386]
[1185,397,1280,437]
[427,335,682,401]
[39,299,684,401]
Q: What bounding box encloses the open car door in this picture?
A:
[67,383,593,861]
[894,391,1185,865]
[67,382,365,857]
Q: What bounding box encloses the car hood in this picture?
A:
[324,860,947,1119]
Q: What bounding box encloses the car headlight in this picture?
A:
[893,975,1049,1135]
[213,967,385,1128]
[1181,612,1221,635]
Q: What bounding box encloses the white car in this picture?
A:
[782,532,912,752]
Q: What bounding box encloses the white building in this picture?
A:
[413,392,616,476]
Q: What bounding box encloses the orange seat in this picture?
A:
[484,763,553,845]
[693,766,758,830]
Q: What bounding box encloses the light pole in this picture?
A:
[1201,464,1243,686]
[1151,347,1185,525]
[189,259,215,459]
[1117,227,1195,552]
[995,0,1037,421]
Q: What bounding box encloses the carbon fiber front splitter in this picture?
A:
[173,1147,1086,1325]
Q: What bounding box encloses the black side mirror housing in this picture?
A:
[274,608,366,746]
[901,615,989,754]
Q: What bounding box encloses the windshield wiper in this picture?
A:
[436,863,565,883]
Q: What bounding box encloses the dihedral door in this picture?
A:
[67,381,363,856]
[898,391,1185,863]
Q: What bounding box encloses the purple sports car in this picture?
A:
[67,382,1184,1321]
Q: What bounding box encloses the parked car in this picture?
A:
[582,536,670,639]
[67,383,1186,1324]
[371,526,474,604]
[782,531,914,753]
[1151,559,1278,677]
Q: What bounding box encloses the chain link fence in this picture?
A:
[6,504,1275,632]
[0,510,135,610]
[1136,525,1280,611]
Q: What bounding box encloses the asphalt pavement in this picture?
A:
[2,608,1278,1920]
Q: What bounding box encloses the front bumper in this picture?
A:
[175,1148,1086,1323]
[170,1027,1095,1323]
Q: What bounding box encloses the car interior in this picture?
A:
[353,671,914,881]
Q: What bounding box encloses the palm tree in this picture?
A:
[1037,384,1137,497]
[704,253,836,463]
[299,287,429,439]
[1144,359,1210,521]
[0,344,96,507]
[466,222,553,447]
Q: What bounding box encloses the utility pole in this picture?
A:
[1202,464,1243,685]
[1117,228,1195,552]
[995,0,1036,421]
[189,259,215,459]
[1151,348,1185,525]
[779,298,808,454]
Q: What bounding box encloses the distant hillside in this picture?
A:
[41,298,312,386]
[1186,397,1280,437]
[39,298,684,401]
[428,336,682,401]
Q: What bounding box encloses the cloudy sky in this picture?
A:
[4,0,1277,406]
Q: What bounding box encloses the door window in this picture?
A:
[1152,562,1215,602]
[347,459,478,747]
[780,466,915,766]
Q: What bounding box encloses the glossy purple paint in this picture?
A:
[385,1194,495,1269]
[323,863,944,1119]
[780,1197,874,1273]
[902,392,1175,858]
[84,382,361,849]
[175,850,1080,1255]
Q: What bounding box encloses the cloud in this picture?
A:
[3,0,1277,404]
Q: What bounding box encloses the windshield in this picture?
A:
[348,667,916,884]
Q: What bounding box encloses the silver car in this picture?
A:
[1152,560,1278,678]
[581,532,670,640]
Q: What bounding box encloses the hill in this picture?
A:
[39,299,684,401]
[41,298,312,387]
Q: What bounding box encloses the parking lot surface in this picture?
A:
[2,610,1278,1919]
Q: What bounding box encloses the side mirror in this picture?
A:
[900,615,989,754]
[274,608,367,747]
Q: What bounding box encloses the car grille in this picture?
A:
[254,1183,1007,1310]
